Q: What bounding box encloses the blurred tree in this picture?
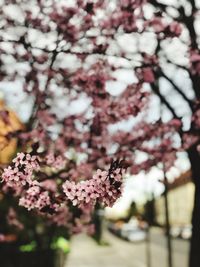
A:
[126,201,139,222]
[135,1,200,266]
[0,2,199,266]
[144,198,156,227]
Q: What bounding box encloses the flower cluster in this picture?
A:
[2,153,40,190]
[63,162,124,208]
[47,205,72,227]
[2,150,126,214]
[19,185,51,211]
[146,18,182,37]
[46,152,66,170]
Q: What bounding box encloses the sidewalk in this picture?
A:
[66,228,189,267]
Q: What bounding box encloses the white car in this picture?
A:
[120,219,147,242]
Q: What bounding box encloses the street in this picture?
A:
[66,228,189,267]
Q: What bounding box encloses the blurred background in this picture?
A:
[0,0,200,267]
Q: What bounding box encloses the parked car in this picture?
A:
[108,218,147,242]
[181,225,192,240]
[169,225,192,240]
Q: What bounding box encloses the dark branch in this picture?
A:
[158,70,194,110]
[151,83,181,120]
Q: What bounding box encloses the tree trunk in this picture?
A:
[188,145,200,267]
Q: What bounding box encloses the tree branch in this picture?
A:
[151,83,181,120]
[158,70,194,110]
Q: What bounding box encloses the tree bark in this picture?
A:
[188,145,200,267]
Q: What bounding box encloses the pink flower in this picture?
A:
[40,179,57,192]
[142,68,155,83]
[48,205,72,227]
[19,185,50,211]
[93,169,108,182]
[110,168,122,182]
[36,191,51,210]
[7,208,24,230]
[136,67,155,83]
[149,18,166,33]
[46,153,66,170]
[63,181,76,201]
[2,153,40,189]
[190,50,200,75]
[62,162,124,208]
[13,152,26,166]
[169,21,182,37]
